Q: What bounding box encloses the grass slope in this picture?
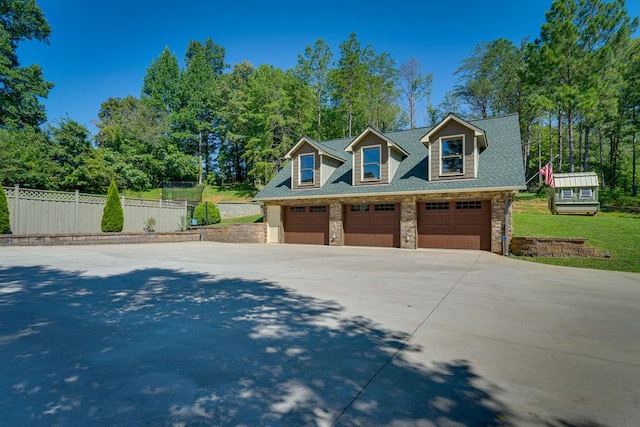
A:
[513,196,640,272]
[124,184,256,202]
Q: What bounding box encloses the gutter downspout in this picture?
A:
[504,191,511,256]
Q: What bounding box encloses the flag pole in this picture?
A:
[526,154,559,186]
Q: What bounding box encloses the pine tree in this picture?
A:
[0,184,10,234]
[101,180,124,232]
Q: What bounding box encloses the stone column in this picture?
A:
[491,195,505,254]
[400,200,417,249]
[329,202,343,246]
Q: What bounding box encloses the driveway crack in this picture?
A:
[330,252,482,426]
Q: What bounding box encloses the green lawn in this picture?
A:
[513,196,640,272]
[215,214,263,227]
[124,184,255,202]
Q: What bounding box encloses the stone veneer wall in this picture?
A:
[511,237,602,257]
[264,189,516,254]
[400,201,416,249]
[1,231,201,246]
[202,223,266,244]
[329,203,343,246]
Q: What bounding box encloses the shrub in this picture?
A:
[143,217,156,232]
[193,201,220,225]
[0,184,10,234]
[101,179,124,232]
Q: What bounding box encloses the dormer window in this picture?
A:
[362,146,381,180]
[440,136,464,175]
[299,154,315,185]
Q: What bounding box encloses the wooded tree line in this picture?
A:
[1,0,639,196]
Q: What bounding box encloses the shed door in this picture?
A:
[344,203,400,248]
[284,205,329,245]
[417,200,491,250]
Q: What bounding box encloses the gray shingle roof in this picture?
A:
[254,114,526,201]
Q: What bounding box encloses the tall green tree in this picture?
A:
[363,50,402,131]
[0,127,57,188]
[0,0,53,129]
[295,39,333,140]
[141,46,180,113]
[243,65,299,184]
[185,38,227,76]
[621,38,640,195]
[173,40,224,182]
[95,96,197,190]
[330,33,368,137]
[50,118,109,192]
[217,60,254,183]
[534,0,637,173]
[454,38,523,119]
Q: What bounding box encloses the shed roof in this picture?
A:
[554,172,599,188]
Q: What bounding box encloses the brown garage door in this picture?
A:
[284,205,329,245]
[418,200,491,250]
[344,203,400,248]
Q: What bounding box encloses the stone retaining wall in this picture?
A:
[202,223,266,244]
[1,231,202,247]
[511,236,602,257]
[217,202,262,219]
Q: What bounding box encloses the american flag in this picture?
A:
[539,162,554,187]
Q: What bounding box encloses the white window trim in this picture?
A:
[561,189,574,199]
[361,145,382,182]
[580,188,593,198]
[298,153,315,186]
[439,134,465,176]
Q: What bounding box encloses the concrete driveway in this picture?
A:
[1,242,639,426]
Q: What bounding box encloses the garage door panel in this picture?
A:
[344,204,400,248]
[418,200,490,251]
[284,206,329,245]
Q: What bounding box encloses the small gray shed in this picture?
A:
[549,172,600,215]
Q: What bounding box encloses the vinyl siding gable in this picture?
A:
[428,121,476,181]
[352,133,389,186]
[290,142,321,189]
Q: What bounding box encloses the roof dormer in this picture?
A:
[420,113,487,181]
[345,126,408,186]
[285,137,346,189]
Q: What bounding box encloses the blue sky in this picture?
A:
[18,0,640,134]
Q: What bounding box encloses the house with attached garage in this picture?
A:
[254,113,526,254]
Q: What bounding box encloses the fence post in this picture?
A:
[13,184,19,234]
[75,189,80,233]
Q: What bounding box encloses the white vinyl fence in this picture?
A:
[4,186,187,235]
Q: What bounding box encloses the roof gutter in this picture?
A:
[253,185,527,202]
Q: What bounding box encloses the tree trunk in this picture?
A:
[317,89,322,141]
[523,122,532,182]
[578,120,583,172]
[557,111,563,172]
[568,111,574,173]
[609,132,618,190]
[599,128,605,189]
[583,125,590,173]
[633,129,638,197]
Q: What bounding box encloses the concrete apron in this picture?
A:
[1,242,639,426]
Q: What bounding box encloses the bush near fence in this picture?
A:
[4,186,187,235]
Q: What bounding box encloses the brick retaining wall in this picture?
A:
[511,236,602,257]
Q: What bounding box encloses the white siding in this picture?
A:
[266,205,281,243]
